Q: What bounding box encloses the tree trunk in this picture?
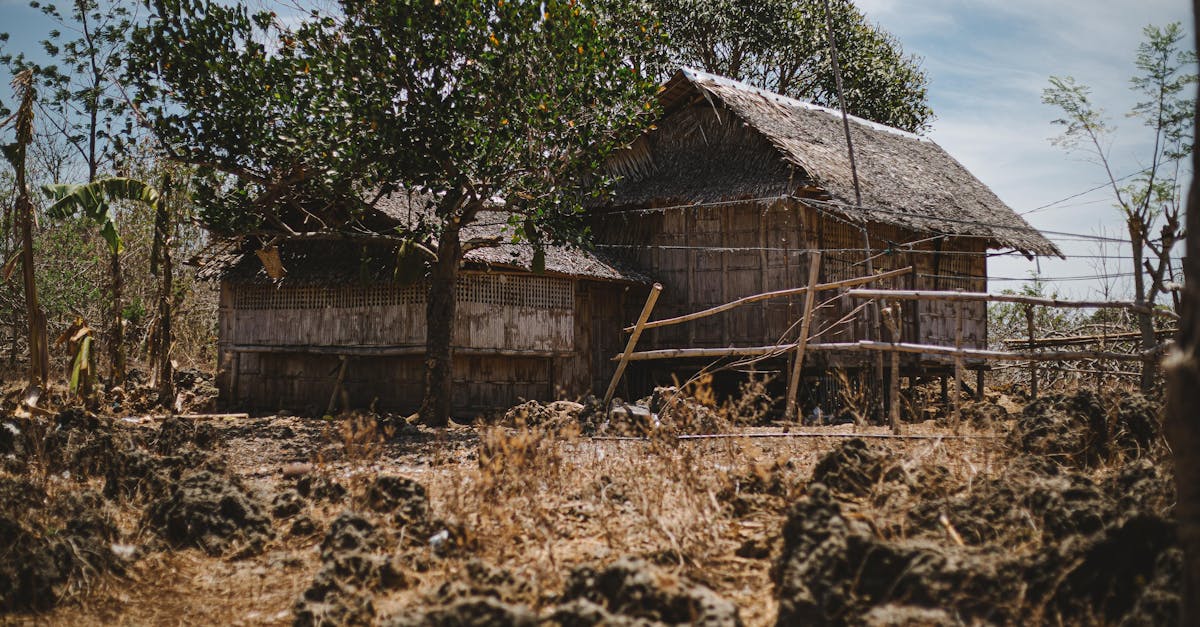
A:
[11,72,49,390]
[1165,5,1200,623]
[109,249,125,386]
[18,196,48,389]
[155,204,174,405]
[1130,225,1157,391]
[418,221,463,427]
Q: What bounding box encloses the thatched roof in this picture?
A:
[196,190,647,284]
[371,193,648,283]
[606,68,1060,257]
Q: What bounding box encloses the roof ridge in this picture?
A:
[678,67,930,143]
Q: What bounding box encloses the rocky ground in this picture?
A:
[0,384,1180,626]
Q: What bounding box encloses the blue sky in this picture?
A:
[0,0,1195,299]
[856,0,1194,298]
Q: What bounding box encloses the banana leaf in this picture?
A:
[42,178,160,255]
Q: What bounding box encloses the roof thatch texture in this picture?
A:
[372,194,647,283]
[196,191,646,284]
[605,68,1060,257]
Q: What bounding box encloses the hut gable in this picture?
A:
[605,99,801,208]
[605,68,1060,257]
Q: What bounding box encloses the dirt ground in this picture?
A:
[0,386,1179,626]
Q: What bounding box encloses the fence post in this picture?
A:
[604,283,663,411]
[785,252,822,422]
[953,301,963,429]
[1025,305,1038,399]
[881,300,903,434]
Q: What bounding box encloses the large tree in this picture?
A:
[1043,23,1196,391]
[651,0,934,133]
[130,0,661,425]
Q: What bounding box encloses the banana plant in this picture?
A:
[41,177,160,255]
[54,317,96,397]
[41,177,160,388]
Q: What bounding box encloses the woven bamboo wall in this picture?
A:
[225,272,574,352]
[592,199,989,355]
[217,271,631,413]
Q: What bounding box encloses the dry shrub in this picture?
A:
[320,413,393,464]
[652,374,730,436]
[834,369,871,426]
[428,423,749,603]
[720,373,778,426]
[476,425,568,499]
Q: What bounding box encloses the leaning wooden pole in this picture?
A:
[627,266,911,333]
[326,356,349,416]
[603,283,662,410]
[785,252,822,421]
[1165,2,1200,620]
[848,288,1176,318]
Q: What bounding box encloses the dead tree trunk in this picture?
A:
[10,71,50,390]
[1165,4,1200,622]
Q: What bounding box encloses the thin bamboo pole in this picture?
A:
[626,267,912,333]
[785,252,822,421]
[1001,327,1177,348]
[615,340,1166,363]
[953,302,963,428]
[847,288,1177,317]
[889,336,900,433]
[603,283,663,409]
[881,301,902,434]
[1026,305,1038,399]
[590,432,1001,442]
[829,340,1161,362]
[615,345,794,361]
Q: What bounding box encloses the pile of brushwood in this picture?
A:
[503,386,728,437]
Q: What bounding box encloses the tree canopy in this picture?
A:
[130,0,662,242]
[651,0,934,133]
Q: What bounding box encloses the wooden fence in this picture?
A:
[604,269,1175,433]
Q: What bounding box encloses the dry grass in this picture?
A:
[396,419,1003,626]
[25,384,1166,626]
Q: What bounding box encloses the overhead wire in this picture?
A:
[599,193,1133,245]
[1017,166,1157,216]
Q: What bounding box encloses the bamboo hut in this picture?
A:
[200,190,646,414]
[591,68,1061,396]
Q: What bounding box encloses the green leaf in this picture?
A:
[41,177,160,254]
[69,335,91,394]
